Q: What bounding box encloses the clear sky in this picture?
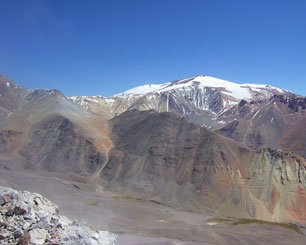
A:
[1,0,306,96]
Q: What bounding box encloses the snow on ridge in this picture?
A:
[114,75,287,100]
[177,76,252,100]
[241,83,288,93]
[115,83,171,96]
[115,75,252,99]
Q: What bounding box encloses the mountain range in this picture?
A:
[0,73,305,227]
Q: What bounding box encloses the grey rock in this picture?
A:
[13,228,23,239]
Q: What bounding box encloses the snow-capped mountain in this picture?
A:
[116,75,286,99]
[1,73,306,226]
[69,75,291,128]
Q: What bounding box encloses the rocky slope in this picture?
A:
[0,185,117,244]
[100,110,306,223]
[217,94,306,158]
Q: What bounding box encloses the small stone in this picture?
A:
[13,229,23,239]
[29,228,48,245]
[1,194,12,204]
[38,216,52,229]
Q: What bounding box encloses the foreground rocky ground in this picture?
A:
[0,185,117,244]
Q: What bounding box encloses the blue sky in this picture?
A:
[1,0,306,96]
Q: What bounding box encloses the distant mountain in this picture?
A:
[217,94,306,158]
[68,75,291,128]
[68,75,306,158]
[0,73,305,224]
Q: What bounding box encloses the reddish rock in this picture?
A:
[1,194,12,204]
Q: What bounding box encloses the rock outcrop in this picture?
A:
[0,186,117,245]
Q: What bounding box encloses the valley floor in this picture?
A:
[0,168,305,245]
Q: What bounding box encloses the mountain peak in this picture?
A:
[115,75,288,101]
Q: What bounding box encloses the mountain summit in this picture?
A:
[116,75,288,100]
[69,75,291,129]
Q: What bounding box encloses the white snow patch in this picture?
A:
[6,82,10,87]
[115,83,170,96]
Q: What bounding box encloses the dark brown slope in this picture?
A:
[217,95,306,158]
[99,110,306,223]
[19,114,106,174]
